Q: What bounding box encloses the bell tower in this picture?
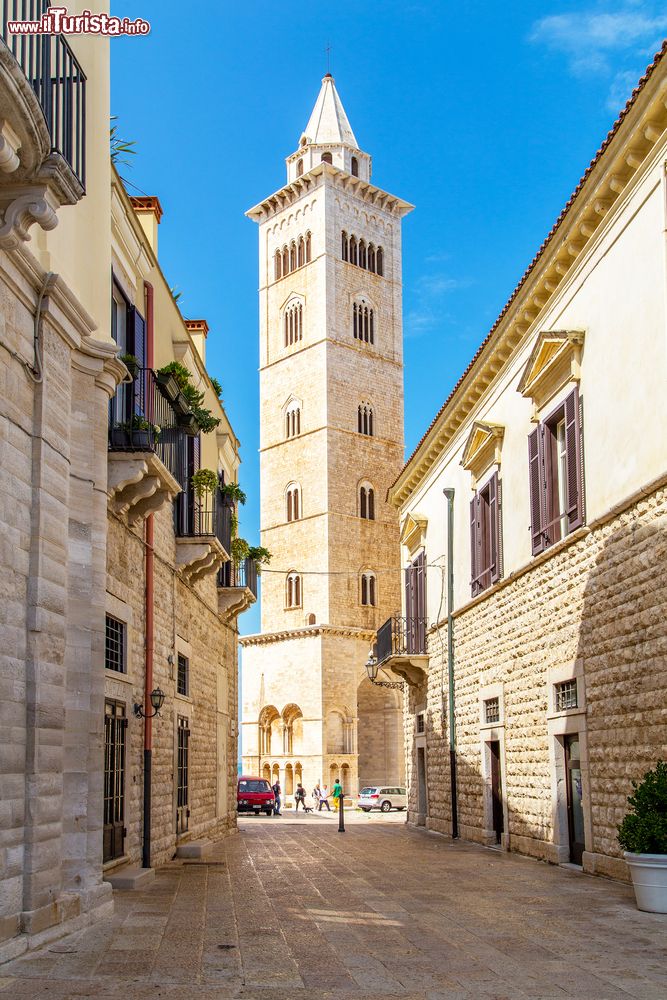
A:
[241,76,413,798]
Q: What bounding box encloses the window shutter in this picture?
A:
[470,495,479,596]
[368,489,375,520]
[130,306,146,415]
[369,575,375,606]
[528,427,545,555]
[193,434,200,473]
[489,472,502,584]
[564,386,584,532]
[287,491,292,522]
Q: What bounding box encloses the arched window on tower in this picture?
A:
[282,246,289,275]
[342,231,349,262]
[284,301,303,347]
[360,571,377,607]
[274,250,282,281]
[349,236,358,266]
[290,242,297,271]
[321,151,333,164]
[353,300,374,344]
[285,401,301,439]
[359,239,367,270]
[297,158,304,177]
[305,232,312,262]
[359,481,375,520]
[286,572,302,608]
[357,403,374,437]
[351,156,359,177]
[368,244,376,273]
[298,237,305,267]
[376,246,384,276]
[286,483,301,522]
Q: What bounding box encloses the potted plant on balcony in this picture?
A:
[220,481,247,507]
[157,361,221,434]
[119,353,140,378]
[130,414,154,449]
[618,760,667,912]
[155,368,180,402]
[191,468,218,500]
[248,545,272,571]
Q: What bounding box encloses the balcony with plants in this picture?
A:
[174,470,233,584]
[374,613,429,688]
[214,483,269,619]
[0,0,86,249]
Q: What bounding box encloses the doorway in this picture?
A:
[177,716,190,835]
[417,746,427,824]
[565,734,585,864]
[489,740,504,845]
[104,700,127,863]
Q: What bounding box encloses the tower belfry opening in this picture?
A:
[241,76,414,799]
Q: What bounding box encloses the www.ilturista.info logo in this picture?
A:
[7,7,150,35]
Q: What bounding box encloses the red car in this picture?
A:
[237,776,275,816]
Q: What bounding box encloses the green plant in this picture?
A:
[120,353,140,374]
[190,468,218,499]
[231,537,250,562]
[248,545,272,565]
[110,115,137,169]
[157,362,221,434]
[210,377,223,400]
[220,481,246,505]
[618,761,667,854]
[230,512,239,539]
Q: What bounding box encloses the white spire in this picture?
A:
[302,74,358,147]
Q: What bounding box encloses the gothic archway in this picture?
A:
[356,678,404,789]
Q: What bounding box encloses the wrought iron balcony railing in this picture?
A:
[377,615,428,665]
[2,1,86,187]
[218,557,258,599]
[109,368,185,480]
[175,487,232,553]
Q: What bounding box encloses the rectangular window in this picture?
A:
[484,697,500,724]
[528,386,584,555]
[404,551,427,654]
[555,679,578,711]
[177,654,189,697]
[470,472,502,597]
[105,615,125,673]
[416,713,425,734]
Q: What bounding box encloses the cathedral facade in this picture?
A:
[241,76,413,797]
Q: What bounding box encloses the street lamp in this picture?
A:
[134,686,166,719]
[365,650,403,690]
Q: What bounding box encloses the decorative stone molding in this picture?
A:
[218,583,256,623]
[399,512,428,556]
[108,453,181,522]
[381,652,429,688]
[461,421,505,488]
[518,329,585,416]
[176,537,226,584]
[240,624,376,647]
[0,118,21,173]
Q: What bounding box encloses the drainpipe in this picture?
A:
[443,488,458,839]
[142,281,155,870]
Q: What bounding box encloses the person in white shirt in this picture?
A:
[318,783,331,811]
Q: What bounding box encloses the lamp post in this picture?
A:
[365,652,403,690]
[134,686,166,719]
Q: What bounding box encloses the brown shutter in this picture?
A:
[368,489,375,520]
[564,385,584,532]
[528,427,545,555]
[489,472,502,584]
[360,487,366,519]
[470,495,480,596]
[361,574,367,605]
[287,491,292,522]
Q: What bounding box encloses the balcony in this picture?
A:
[0,1,86,249]
[174,488,231,584]
[376,615,429,688]
[107,368,182,524]
[217,557,258,621]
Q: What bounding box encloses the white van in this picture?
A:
[357,786,407,812]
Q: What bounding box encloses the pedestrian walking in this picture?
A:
[295,782,307,811]
[318,784,331,811]
[272,779,281,815]
[312,782,321,808]
[332,777,343,811]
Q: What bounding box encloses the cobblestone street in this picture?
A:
[2,815,666,1000]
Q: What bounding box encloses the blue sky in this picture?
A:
[111,1,667,637]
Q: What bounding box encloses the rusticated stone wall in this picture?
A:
[407,486,667,880]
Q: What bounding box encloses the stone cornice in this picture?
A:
[240,623,376,647]
[390,54,667,510]
[246,163,413,223]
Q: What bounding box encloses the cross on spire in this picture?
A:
[326,42,332,75]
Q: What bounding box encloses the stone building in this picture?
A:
[0,7,249,962]
[241,76,413,797]
[384,43,667,880]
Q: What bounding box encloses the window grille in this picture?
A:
[416,713,425,734]
[484,697,500,724]
[105,615,125,673]
[177,717,190,808]
[555,679,578,711]
[177,654,189,697]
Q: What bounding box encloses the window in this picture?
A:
[361,571,376,606]
[368,244,376,272]
[529,386,584,555]
[177,717,190,819]
[555,679,578,711]
[359,482,375,520]
[104,700,127,863]
[359,239,367,270]
[341,232,385,276]
[353,301,374,344]
[274,250,282,281]
[404,552,427,654]
[290,242,297,271]
[105,615,125,673]
[305,232,311,262]
[286,483,301,522]
[351,156,359,177]
[358,403,374,436]
[342,231,349,261]
[297,236,304,267]
[285,403,301,439]
[349,235,358,266]
[376,246,384,276]
[321,151,333,164]
[470,472,502,597]
[284,302,303,347]
[177,653,189,697]
[286,572,302,608]
[484,697,500,724]
[297,158,304,177]
[416,712,425,734]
